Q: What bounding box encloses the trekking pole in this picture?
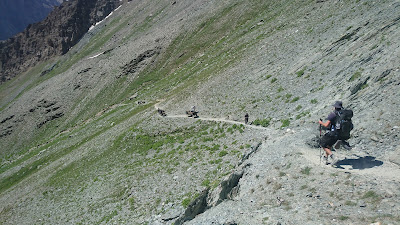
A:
[319,119,322,165]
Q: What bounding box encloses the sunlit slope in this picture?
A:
[0,0,399,224]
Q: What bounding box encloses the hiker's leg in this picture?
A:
[323,147,332,156]
[321,147,331,164]
[320,135,333,156]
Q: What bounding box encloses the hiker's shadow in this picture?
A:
[335,156,383,170]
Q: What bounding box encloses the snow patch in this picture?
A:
[88,53,103,59]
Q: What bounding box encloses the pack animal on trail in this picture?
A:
[186,110,199,118]
[186,106,199,118]
[157,108,167,117]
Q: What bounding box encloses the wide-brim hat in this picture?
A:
[332,101,343,109]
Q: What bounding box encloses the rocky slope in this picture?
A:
[0,0,63,40]
[0,0,399,224]
[0,0,122,83]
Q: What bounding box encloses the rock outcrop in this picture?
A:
[0,0,122,83]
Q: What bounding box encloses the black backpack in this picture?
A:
[334,109,354,140]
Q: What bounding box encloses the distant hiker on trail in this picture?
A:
[318,101,353,165]
[245,113,249,124]
[190,105,196,113]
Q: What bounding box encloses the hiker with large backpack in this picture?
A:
[318,101,353,165]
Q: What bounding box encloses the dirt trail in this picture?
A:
[155,99,400,182]
[155,100,268,130]
[298,145,400,182]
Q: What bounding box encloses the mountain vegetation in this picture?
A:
[0,0,399,224]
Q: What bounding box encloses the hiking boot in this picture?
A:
[342,141,352,150]
[323,156,329,165]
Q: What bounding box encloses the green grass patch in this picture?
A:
[209,159,223,164]
[290,96,300,103]
[348,71,362,82]
[280,119,290,128]
[99,210,118,224]
[0,112,129,194]
[300,166,311,175]
[296,111,310,120]
[360,83,368,90]
[122,6,168,44]
[31,105,150,189]
[182,198,191,207]
[361,190,382,204]
[201,179,211,187]
[296,69,305,77]
[338,216,349,221]
[345,200,357,206]
[300,185,308,190]
[253,118,270,127]
[218,150,228,157]
[362,190,379,199]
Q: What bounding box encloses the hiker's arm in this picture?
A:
[318,120,331,128]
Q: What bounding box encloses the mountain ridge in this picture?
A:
[0,0,122,83]
[0,0,63,40]
[0,0,399,224]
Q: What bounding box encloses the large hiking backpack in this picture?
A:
[334,109,354,140]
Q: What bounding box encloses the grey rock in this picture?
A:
[370,136,380,142]
[175,189,210,225]
[161,208,181,222]
[0,0,122,83]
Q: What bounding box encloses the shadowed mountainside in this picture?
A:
[0,0,399,224]
[0,0,63,40]
[0,0,122,83]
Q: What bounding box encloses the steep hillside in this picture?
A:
[0,0,63,40]
[0,0,399,224]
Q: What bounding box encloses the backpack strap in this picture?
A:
[333,110,342,131]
